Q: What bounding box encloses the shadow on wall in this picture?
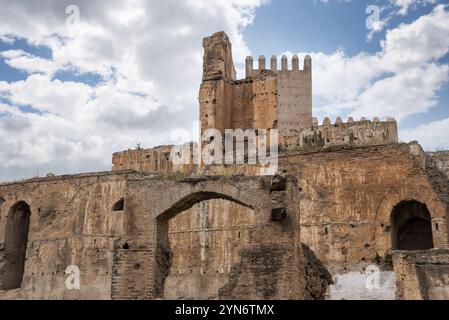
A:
[0,201,31,290]
[391,200,434,251]
[301,243,333,300]
[157,193,255,300]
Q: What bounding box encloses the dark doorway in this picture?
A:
[391,200,434,250]
[0,201,31,290]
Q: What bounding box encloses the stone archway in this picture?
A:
[111,175,304,300]
[391,200,434,250]
[156,191,255,299]
[0,201,31,290]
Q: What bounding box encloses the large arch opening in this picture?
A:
[156,192,255,299]
[0,201,31,290]
[390,200,434,250]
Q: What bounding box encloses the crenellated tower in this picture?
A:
[199,31,312,137]
[245,53,312,131]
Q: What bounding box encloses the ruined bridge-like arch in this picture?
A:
[111,175,305,300]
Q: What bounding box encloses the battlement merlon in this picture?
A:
[246,54,312,78]
[280,117,399,150]
[202,31,236,81]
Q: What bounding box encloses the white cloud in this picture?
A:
[285,4,449,126]
[391,0,438,15]
[0,0,267,181]
[0,50,61,76]
[400,116,449,150]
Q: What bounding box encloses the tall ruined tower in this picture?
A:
[199,31,312,136]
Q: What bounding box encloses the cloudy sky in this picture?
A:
[0,0,448,181]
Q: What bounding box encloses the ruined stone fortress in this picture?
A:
[1,31,449,300]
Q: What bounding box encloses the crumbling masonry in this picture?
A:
[1,31,449,300]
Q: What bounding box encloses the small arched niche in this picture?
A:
[0,201,31,290]
[390,200,434,250]
[112,198,124,211]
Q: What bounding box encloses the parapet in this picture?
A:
[112,145,175,173]
[280,117,399,150]
[246,54,311,78]
[112,144,199,174]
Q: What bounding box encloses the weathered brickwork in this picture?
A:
[280,117,398,151]
[429,151,449,180]
[112,145,174,173]
[109,175,304,300]
[200,31,312,138]
[392,249,449,299]
[0,171,140,299]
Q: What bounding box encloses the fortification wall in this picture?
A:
[280,117,398,150]
[0,171,140,299]
[280,143,448,264]
[0,172,308,300]
[280,142,449,299]
[159,142,449,299]
[118,142,449,299]
[199,75,278,136]
[1,142,449,300]
[112,117,399,174]
[112,145,174,173]
[392,250,449,299]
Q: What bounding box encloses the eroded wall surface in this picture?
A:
[0,171,138,299]
[281,118,398,151]
[1,142,449,299]
[110,142,449,300]
[110,176,305,300]
[429,151,449,180]
[0,173,307,300]
[165,199,255,299]
[279,143,449,299]
[199,32,312,138]
[392,250,449,300]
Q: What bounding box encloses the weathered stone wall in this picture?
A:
[429,151,449,179]
[281,143,449,260]
[110,175,305,300]
[0,173,307,300]
[280,117,398,151]
[200,32,312,138]
[392,249,449,300]
[276,56,312,131]
[112,145,174,173]
[202,31,236,82]
[279,142,449,299]
[0,171,139,299]
[246,54,312,132]
[112,117,399,175]
[2,142,449,299]
[164,199,255,299]
[199,73,278,137]
[108,141,449,300]
[251,71,278,130]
